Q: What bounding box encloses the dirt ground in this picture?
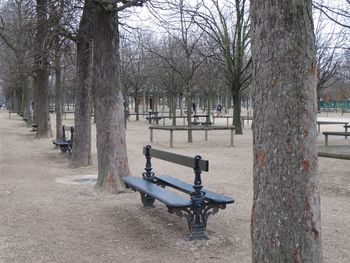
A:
[0,110,349,263]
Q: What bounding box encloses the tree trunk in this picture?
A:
[54,40,63,141]
[250,1,322,262]
[232,88,242,134]
[93,4,130,193]
[186,91,193,143]
[70,0,93,168]
[134,96,139,121]
[34,0,52,138]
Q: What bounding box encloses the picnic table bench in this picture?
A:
[149,125,235,148]
[191,121,213,126]
[323,131,350,146]
[53,125,74,154]
[122,145,234,240]
[145,116,162,124]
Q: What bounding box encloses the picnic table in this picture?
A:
[149,125,235,148]
[317,120,349,133]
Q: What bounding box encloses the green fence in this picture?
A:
[319,101,350,110]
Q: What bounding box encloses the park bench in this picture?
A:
[323,131,350,146]
[145,111,160,124]
[122,145,234,240]
[53,125,74,154]
[191,121,212,126]
[145,116,162,124]
[31,124,38,132]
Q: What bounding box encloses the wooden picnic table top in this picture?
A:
[149,125,234,131]
[317,120,349,125]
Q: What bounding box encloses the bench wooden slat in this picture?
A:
[53,139,70,146]
[122,176,192,208]
[144,147,209,171]
[156,175,234,204]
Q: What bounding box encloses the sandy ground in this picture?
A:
[0,110,349,263]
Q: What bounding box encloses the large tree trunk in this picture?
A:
[70,0,93,168]
[250,1,322,262]
[93,4,130,193]
[34,0,52,138]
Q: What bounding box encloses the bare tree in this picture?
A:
[70,0,94,168]
[250,0,322,261]
[34,0,52,138]
[313,0,350,29]
[0,0,35,123]
[92,0,147,193]
[194,0,251,134]
[148,0,206,142]
[314,11,346,109]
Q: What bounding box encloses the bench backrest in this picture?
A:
[143,146,209,171]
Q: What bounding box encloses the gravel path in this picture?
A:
[0,111,349,262]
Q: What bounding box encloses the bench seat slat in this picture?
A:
[156,175,234,204]
[53,139,70,146]
[122,176,192,208]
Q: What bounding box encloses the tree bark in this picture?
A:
[93,4,130,193]
[250,1,322,262]
[70,0,93,168]
[34,0,52,138]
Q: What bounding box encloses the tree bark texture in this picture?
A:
[93,4,130,193]
[34,0,52,138]
[250,1,322,262]
[70,0,94,168]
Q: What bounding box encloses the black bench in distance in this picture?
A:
[31,124,38,132]
[53,125,74,154]
[191,121,212,126]
[122,145,234,241]
[145,116,162,124]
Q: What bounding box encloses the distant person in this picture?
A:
[216,104,222,116]
[192,102,196,114]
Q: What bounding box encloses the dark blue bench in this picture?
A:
[53,125,74,154]
[122,145,234,241]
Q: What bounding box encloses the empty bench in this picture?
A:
[323,131,350,146]
[122,145,234,240]
[53,125,74,154]
[145,116,162,124]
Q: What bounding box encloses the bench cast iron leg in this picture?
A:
[140,192,155,208]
